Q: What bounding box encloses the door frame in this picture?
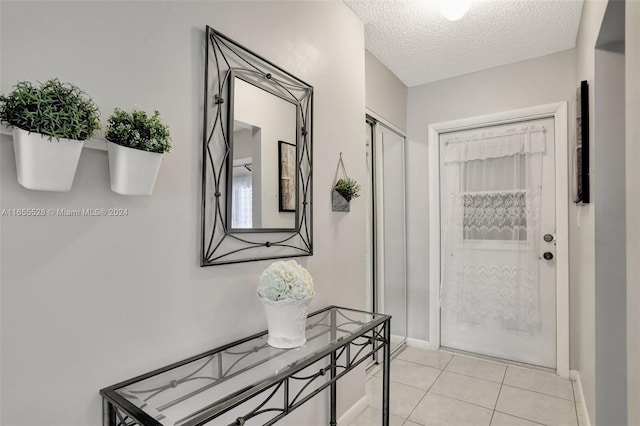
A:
[427,102,570,378]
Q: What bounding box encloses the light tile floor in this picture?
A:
[350,347,583,426]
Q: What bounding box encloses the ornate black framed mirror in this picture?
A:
[201,27,313,266]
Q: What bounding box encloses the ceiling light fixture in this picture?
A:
[439,0,471,21]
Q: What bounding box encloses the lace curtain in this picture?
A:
[440,125,546,327]
[231,173,252,229]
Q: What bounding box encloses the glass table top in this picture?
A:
[105,306,389,426]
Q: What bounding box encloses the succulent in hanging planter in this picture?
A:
[0,79,100,141]
[334,177,361,202]
[105,108,172,195]
[0,79,100,191]
[105,108,172,154]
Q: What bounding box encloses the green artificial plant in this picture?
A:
[0,79,100,141]
[334,177,361,202]
[105,108,171,154]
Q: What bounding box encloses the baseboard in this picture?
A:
[406,337,433,350]
[570,369,591,426]
[337,395,368,426]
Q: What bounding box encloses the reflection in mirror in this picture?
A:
[202,26,313,266]
[230,121,257,229]
[278,141,296,213]
[229,76,297,231]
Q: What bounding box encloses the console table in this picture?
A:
[100,306,391,426]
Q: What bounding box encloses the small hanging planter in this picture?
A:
[0,79,100,191]
[105,108,171,196]
[107,142,164,195]
[332,188,350,212]
[332,153,361,212]
[12,128,85,191]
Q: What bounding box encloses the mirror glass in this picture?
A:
[229,76,298,231]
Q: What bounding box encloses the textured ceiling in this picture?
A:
[344,0,584,87]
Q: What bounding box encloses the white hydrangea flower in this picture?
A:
[257,260,315,301]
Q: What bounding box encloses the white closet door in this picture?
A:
[378,125,407,348]
[439,117,557,368]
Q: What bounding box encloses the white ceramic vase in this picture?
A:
[107,141,164,195]
[12,127,84,191]
[259,295,313,348]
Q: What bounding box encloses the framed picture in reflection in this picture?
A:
[278,141,296,212]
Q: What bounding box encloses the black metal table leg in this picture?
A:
[382,320,391,426]
[330,350,337,426]
[103,399,116,426]
[330,309,337,426]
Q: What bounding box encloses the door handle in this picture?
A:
[543,252,554,260]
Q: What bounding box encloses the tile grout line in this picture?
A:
[500,383,576,403]
[376,371,442,393]
[494,384,576,425]
[404,354,505,424]
[501,367,576,401]
[394,349,574,426]
[402,354,506,424]
[444,354,512,384]
[438,366,505,384]
[443,354,455,369]
[394,352,575,401]
[375,356,454,392]
[401,349,553,379]
[489,364,508,425]
[402,370,443,425]
[391,361,575,401]
[492,409,548,426]
[434,362,505,384]
[428,389,499,413]
[394,355,453,371]
[400,354,456,425]
[441,347,556,375]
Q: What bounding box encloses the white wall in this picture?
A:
[233,128,256,159]
[594,45,626,426]
[365,50,408,132]
[406,49,577,342]
[626,2,640,424]
[573,1,609,421]
[0,2,367,425]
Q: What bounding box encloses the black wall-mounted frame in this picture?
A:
[201,26,313,266]
[576,80,590,204]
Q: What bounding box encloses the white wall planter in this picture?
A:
[12,127,84,191]
[107,141,163,196]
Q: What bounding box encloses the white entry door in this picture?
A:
[439,117,557,368]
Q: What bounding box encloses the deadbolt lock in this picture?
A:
[543,233,555,243]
